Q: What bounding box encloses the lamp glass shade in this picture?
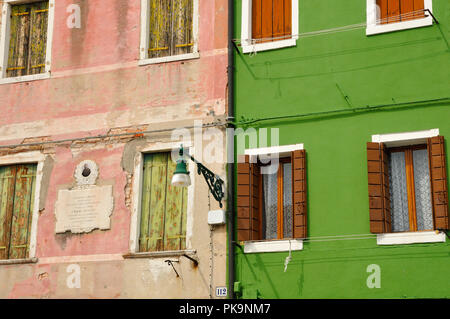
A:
[171,172,191,187]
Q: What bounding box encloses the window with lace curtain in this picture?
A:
[388,145,434,232]
[237,147,307,242]
[367,134,449,235]
[261,158,293,239]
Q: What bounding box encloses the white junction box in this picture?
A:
[208,209,226,225]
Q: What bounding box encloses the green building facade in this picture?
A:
[232,0,450,299]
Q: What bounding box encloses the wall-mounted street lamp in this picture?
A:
[171,145,225,208]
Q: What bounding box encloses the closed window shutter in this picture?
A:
[8,164,36,259]
[172,0,194,56]
[428,136,449,230]
[0,166,17,260]
[367,142,392,233]
[28,1,49,75]
[377,0,425,24]
[291,149,307,238]
[149,0,172,58]
[237,155,261,241]
[7,4,31,78]
[148,0,193,58]
[252,0,292,42]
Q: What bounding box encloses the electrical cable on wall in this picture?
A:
[233,9,438,45]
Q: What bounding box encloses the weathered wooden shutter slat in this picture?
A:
[261,0,273,42]
[283,0,292,38]
[148,153,168,251]
[251,164,261,240]
[273,0,285,39]
[367,142,391,233]
[7,164,36,260]
[139,155,153,252]
[428,136,449,230]
[387,0,401,23]
[7,4,31,78]
[149,0,172,58]
[291,150,307,238]
[0,166,17,260]
[413,0,425,18]
[252,0,262,41]
[164,155,187,251]
[28,1,49,75]
[172,0,193,56]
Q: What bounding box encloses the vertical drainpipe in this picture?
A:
[227,0,236,299]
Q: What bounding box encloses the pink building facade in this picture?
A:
[0,0,229,298]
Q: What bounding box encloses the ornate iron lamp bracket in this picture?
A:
[189,155,225,208]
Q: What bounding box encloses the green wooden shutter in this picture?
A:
[7,4,31,78]
[28,1,49,75]
[0,166,17,260]
[164,155,188,250]
[8,164,36,259]
[140,153,187,252]
[0,164,36,260]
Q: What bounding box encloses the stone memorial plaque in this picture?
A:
[55,185,114,233]
[55,160,113,234]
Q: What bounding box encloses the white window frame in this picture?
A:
[128,141,195,254]
[371,128,445,245]
[0,0,55,85]
[242,143,304,253]
[0,151,46,261]
[241,0,299,54]
[139,0,199,66]
[366,0,433,36]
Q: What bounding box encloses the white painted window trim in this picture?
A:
[0,151,46,260]
[241,0,299,54]
[244,239,303,253]
[244,143,303,163]
[366,0,433,36]
[377,231,446,245]
[242,143,304,253]
[371,128,439,147]
[129,141,195,254]
[0,0,55,84]
[139,0,199,66]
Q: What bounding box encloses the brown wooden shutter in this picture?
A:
[252,0,292,43]
[237,155,261,241]
[367,142,392,233]
[291,149,307,238]
[428,136,449,230]
[377,0,425,24]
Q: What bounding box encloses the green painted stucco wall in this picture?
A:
[232,0,450,299]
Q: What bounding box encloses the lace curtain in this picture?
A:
[262,171,278,240]
[389,149,433,232]
[283,163,293,238]
[389,152,410,232]
[413,149,433,230]
[262,162,293,239]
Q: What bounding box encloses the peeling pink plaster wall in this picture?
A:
[0,0,228,128]
[0,0,229,298]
